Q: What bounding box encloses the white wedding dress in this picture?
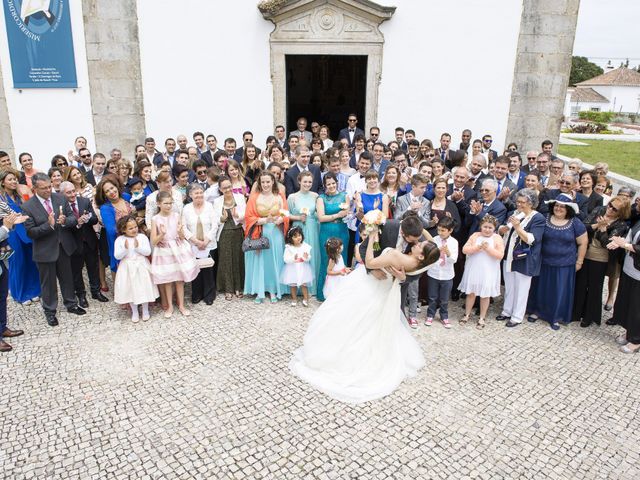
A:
[290,249,426,404]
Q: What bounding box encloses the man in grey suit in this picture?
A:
[22,173,86,326]
[0,212,27,352]
[394,174,431,227]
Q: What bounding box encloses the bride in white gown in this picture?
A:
[290,230,440,404]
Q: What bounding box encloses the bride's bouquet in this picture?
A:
[362,209,386,251]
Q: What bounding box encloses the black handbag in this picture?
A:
[242,223,270,252]
[513,237,530,259]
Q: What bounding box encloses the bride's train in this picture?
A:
[290,264,425,404]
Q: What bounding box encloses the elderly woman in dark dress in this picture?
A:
[527,194,588,330]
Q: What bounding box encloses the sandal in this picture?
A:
[476,318,486,330]
[459,314,469,325]
[225,293,233,301]
[236,291,244,299]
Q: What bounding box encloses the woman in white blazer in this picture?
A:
[213,176,246,300]
[181,184,218,304]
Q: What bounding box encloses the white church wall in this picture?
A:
[137,0,275,149]
[0,0,95,170]
[377,0,523,152]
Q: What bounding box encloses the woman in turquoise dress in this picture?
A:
[316,172,350,301]
[0,169,40,304]
[243,171,289,303]
[287,171,320,296]
[354,170,390,243]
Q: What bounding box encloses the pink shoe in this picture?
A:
[441,318,451,329]
[408,317,418,329]
[424,317,433,326]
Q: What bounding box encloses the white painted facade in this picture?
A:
[0,0,95,169]
[590,85,640,114]
[0,0,523,171]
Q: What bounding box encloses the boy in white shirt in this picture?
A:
[426,217,459,328]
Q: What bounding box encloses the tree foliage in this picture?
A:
[569,56,604,86]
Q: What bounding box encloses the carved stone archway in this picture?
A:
[259,0,395,132]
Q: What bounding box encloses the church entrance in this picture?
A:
[285,54,367,141]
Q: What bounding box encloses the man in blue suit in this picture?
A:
[506,151,526,190]
[337,113,365,148]
[370,142,390,179]
[284,146,322,197]
[466,178,507,233]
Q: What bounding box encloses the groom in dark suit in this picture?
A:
[359,212,430,326]
[22,173,86,326]
[284,145,322,197]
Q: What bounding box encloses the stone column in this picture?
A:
[82,0,145,156]
[505,0,580,153]
[0,65,15,162]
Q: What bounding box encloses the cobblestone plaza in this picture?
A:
[1,294,639,479]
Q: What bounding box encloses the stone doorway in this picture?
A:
[285,54,367,138]
[259,0,395,134]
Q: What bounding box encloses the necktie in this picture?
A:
[71,202,79,218]
[497,180,502,194]
[440,238,447,266]
[44,199,52,214]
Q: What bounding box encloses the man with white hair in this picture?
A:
[466,178,507,233]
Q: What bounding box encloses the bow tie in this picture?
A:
[349,129,355,133]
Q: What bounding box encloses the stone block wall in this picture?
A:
[82,0,145,158]
[506,0,580,153]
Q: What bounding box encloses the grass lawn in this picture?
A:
[558,140,640,179]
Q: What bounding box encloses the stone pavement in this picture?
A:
[1,290,640,480]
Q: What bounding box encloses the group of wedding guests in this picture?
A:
[0,122,639,356]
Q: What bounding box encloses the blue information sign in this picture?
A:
[2,0,77,88]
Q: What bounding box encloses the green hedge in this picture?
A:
[578,111,614,123]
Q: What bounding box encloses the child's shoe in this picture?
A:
[424,317,433,327]
[441,318,451,329]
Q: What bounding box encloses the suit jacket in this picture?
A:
[22,193,78,263]
[84,169,106,187]
[507,170,526,190]
[470,172,491,192]
[201,150,214,167]
[68,196,99,254]
[358,219,402,271]
[394,193,431,229]
[466,199,507,233]
[338,127,365,147]
[292,130,313,145]
[372,159,390,179]
[493,177,518,213]
[447,184,476,239]
[284,164,322,197]
[504,211,546,277]
[399,141,408,152]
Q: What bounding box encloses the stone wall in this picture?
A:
[82,0,145,157]
[506,0,580,153]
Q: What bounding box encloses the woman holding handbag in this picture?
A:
[496,189,545,328]
[181,184,219,305]
[243,171,289,304]
[214,176,246,300]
